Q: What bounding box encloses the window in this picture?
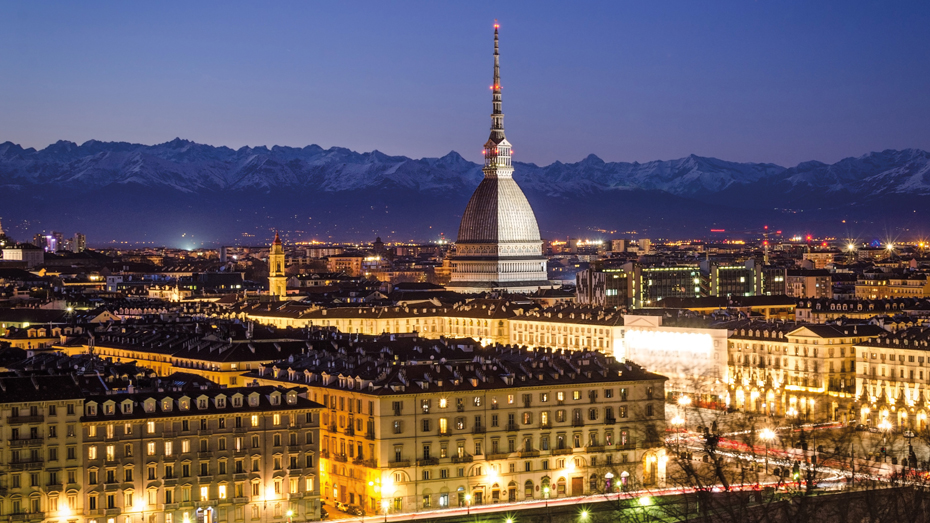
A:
[105,445,114,461]
[165,441,173,457]
[573,391,581,400]
[147,421,155,434]
[219,485,227,500]
[200,486,209,501]
[422,419,431,432]
[393,421,403,434]
[251,415,259,427]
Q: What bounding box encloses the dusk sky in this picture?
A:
[3,1,930,167]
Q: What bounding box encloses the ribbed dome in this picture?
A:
[457,177,541,243]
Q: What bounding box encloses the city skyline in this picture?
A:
[3,2,930,167]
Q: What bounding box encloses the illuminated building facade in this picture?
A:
[0,377,323,523]
[248,343,667,516]
[448,25,549,294]
[854,328,930,430]
[727,323,884,422]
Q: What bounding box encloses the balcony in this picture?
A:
[486,453,510,461]
[438,429,451,437]
[345,426,355,436]
[539,422,551,430]
[518,450,540,458]
[10,513,45,521]
[388,460,410,468]
[9,438,44,448]
[319,449,329,458]
[10,460,44,471]
[472,426,486,434]
[198,451,213,458]
[551,448,573,456]
[198,429,214,436]
[456,405,465,412]
[451,455,473,464]
[416,458,439,466]
[328,424,338,433]
[604,418,617,425]
[572,420,585,427]
[8,415,44,425]
[586,446,606,453]
[353,458,378,468]
[332,454,348,463]
[490,403,499,410]
[505,423,519,432]
[233,497,248,504]
[364,431,376,441]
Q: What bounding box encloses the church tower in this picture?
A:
[268,231,287,299]
[448,23,549,293]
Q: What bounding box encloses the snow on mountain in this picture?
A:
[1,139,929,200]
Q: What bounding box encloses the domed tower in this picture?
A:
[268,231,287,299]
[447,23,549,293]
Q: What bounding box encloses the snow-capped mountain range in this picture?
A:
[1,139,928,244]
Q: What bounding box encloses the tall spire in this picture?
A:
[483,21,512,178]
[490,20,504,142]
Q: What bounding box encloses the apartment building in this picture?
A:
[0,376,86,523]
[0,378,323,523]
[728,322,885,422]
[245,337,667,517]
[854,327,930,430]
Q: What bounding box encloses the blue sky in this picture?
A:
[2,1,929,166]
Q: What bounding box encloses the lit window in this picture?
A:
[251,415,259,427]
[218,485,227,500]
[200,486,209,501]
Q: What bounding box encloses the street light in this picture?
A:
[465,494,471,516]
[879,418,893,445]
[671,416,684,452]
[285,510,292,523]
[543,487,551,523]
[579,509,590,521]
[759,428,776,474]
[381,500,389,523]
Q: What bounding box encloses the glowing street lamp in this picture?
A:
[465,494,471,516]
[381,500,389,523]
[759,428,776,474]
[878,419,893,445]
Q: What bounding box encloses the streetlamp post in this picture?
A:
[464,494,471,516]
[381,500,389,523]
[543,486,551,523]
[671,416,684,454]
[759,428,775,475]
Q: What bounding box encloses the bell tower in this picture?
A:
[268,231,287,299]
